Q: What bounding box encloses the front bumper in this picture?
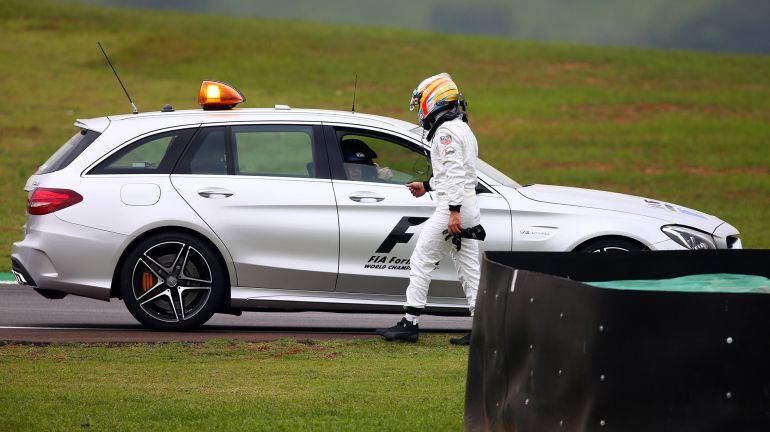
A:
[713,222,742,249]
[11,214,128,301]
[651,236,740,251]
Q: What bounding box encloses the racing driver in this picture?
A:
[377,73,484,345]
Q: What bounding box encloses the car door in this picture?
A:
[170,124,339,291]
[327,125,511,300]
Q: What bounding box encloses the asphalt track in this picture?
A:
[0,283,471,343]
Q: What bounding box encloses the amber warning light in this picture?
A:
[198,80,245,110]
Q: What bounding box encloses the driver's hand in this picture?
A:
[377,166,394,181]
[448,211,462,234]
[407,182,426,197]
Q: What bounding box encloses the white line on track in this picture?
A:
[0,326,373,334]
[0,326,135,331]
[0,281,18,285]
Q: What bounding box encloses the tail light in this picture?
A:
[27,188,83,215]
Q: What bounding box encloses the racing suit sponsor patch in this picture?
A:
[442,146,456,157]
[440,135,452,145]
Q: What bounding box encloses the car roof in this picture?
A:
[76,108,424,140]
[71,107,516,187]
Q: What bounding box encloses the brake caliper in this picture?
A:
[142,272,155,292]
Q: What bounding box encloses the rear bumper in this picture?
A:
[11,214,128,301]
[11,257,37,286]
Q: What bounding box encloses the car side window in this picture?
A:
[337,132,429,184]
[175,127,229,175]
[39,129,101,175]
[231,125,315,178]
[90,129,195,175]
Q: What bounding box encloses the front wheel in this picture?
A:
[120,232,226,331]
[574,237,647,253]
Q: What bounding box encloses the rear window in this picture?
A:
[90,129,195,175]
[36,129,101,174]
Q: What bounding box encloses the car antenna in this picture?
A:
[351,74,358,113]
[97,41,138,114]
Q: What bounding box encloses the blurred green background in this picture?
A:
[78,0,770,54]
[0,0,768,271]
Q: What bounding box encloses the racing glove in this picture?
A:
[443,225,487,251]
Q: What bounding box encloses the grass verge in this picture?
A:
[0,336,467,431]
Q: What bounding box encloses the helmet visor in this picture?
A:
[409,90,421,111]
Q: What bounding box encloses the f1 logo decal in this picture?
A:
[376,216,429,253]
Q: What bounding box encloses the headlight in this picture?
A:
[661,225,716,250]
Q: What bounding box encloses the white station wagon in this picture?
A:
[11,82,741,330]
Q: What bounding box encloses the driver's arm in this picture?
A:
[374,163,394,180]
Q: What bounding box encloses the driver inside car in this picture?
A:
[341,138,394,182]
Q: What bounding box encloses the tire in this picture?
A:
[574,237,646,253]
[120,232,226,331]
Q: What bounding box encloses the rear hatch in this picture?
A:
[25,128,102,191]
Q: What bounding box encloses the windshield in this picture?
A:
[408,125,424,139]
[478,159,520,188]
[405,126,520,188]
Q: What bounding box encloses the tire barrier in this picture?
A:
[464,250,770,432]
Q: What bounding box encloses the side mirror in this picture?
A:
[476,183,492,194]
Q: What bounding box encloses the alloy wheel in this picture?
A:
[132,241,213,323]
[590,246,630,253]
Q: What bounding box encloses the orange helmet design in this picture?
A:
[409,73,461,128]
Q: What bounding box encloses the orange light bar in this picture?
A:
[198,80,245,110]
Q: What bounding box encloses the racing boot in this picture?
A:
[377,318,419,343]
[450,332,471,346]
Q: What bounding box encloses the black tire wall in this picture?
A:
[465,250,770,432]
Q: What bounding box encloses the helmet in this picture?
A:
[341,139,377,164]
[409,73,460,129]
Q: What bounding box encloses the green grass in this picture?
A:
[0,0,769,270]
[0,337,468,431]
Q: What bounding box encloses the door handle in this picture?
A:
[349,191,385,203]
[198,187,234,198]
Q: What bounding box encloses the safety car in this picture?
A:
[11,82,742,330]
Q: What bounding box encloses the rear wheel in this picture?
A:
[120,232,225,330]
[575,237,646,253]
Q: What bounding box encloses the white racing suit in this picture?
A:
[406,118,481,315]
